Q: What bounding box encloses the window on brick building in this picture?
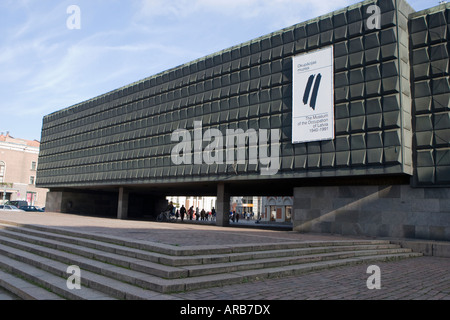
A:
[0,161,5,183]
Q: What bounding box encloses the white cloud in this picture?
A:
[138,0,358,23]
[133,0,363,41]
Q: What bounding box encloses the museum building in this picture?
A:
[36,0,450,240]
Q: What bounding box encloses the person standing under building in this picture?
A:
[200,208,206,221]
[165,201,174,215]
[211,207,216,221]
[180,205,186,222]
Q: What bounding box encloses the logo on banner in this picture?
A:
[303,73,322,110]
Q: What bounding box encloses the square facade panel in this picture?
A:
[367,148,383,164]
[435,128,450,146]
[436,166,450,183]
[417,150,435,167]
[336,151,351,166]
[366,114,383,130]
[416,167,435,184]
[429,26,448,43]
[431,59,449,76]
[333,11,347,27]
[351,150,367,165]
[433,94,450,111]
[365,47,381,64]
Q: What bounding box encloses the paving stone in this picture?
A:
[0,212,447,300]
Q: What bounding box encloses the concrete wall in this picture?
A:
[410,4,450,186]
[45,190,169,219]
[293,184,450,241]
[45,190,118,217]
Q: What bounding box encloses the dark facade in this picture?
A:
[37,0,416,186]
[37,0,450,240]
[410,7,450,186]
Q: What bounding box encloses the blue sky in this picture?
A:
[0,0,438,141]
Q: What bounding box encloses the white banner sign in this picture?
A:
[292,46,334,144]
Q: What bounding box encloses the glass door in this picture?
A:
[285,206,292,222]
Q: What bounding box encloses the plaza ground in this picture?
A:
[0,211,448,300]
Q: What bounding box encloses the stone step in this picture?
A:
[0,222,423,298]
[0,225,398,267]
[0,239,230,295]
[0,230,186,279]
[205,243,403,264]
[183,248,415,277]
[0,230,420,290]
[0,243,179,299]
[0,234,185,284]
[0,222,396,265]
[0,221,392,256]
[0,286,20,300]
[0,221,403,265]
[0,239,421,296]
[0,268,63,300]
[0,251,114,300]
[0,224,192,266]
[0,228,411,280]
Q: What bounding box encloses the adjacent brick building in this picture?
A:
[0,132,47,207]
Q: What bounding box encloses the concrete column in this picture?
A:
[45,191,64,213]
[216,182,230,227]
[117,187,129,220]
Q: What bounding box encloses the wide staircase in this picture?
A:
[0,221,422,300]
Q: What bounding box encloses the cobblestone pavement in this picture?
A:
[172,256,450,300]
[0,212,449,300]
